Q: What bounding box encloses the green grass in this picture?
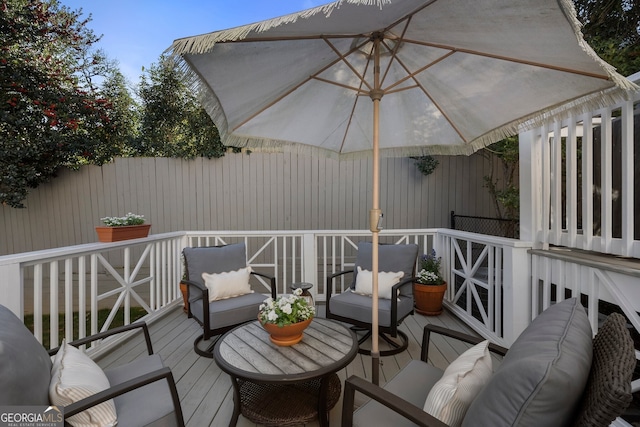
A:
[24,307,147,349]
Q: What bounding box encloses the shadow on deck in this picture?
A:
[95,304,477,427]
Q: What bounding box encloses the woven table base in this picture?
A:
[238,373,341,426]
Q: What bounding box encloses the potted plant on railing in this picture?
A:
[413,250,447,316]
[95,213,151,242]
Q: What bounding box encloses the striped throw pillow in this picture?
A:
[49,340,117,427]
[423,340,492,427]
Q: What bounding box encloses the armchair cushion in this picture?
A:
[354,266,404,299]
[202,266,253,301]
[104,354,178,427]
[424,340,492,427]
[462,298,592,427]
[329,291,414,328]
[190,292,269,330]
[353,242,418,296]
[49,340,117,427]
[183,243,247,286]
[353,359,445,427]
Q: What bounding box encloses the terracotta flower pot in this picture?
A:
[260,317,313,346]
[413,282,447,316]
[179,281,189,313]
[95,224,151,242]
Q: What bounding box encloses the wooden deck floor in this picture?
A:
[95,304,478,427]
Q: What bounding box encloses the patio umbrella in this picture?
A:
[169,0,636,383]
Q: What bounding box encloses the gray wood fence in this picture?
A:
[0,152,500,255]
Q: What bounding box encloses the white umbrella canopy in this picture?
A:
[170,0,636,383]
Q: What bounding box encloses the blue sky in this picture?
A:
[60,1,325,86]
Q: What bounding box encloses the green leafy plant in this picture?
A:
[100,212,145,226]
[411,155,440,176]
[258,288,315,327]
[416,249,445,285]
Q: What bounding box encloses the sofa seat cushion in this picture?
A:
[0,305,53,406]
[104,354,176,427]
[462,298,593,427]
[353,360,444,427]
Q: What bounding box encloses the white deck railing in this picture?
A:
[2,227,639,357]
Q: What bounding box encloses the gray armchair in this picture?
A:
[0,304,184,427]
[342,298,636,427]
[326,242,419,356]
[182,242,277,357]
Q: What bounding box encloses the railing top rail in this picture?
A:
[438,228,532,248]
[0,231,186,266]
[530,247,640,278]
[0,228,525,266]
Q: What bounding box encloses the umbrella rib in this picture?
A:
[378,15,412,89]
[321,36,374,93]
[386,50,468,143]
[402,38,612,80]
[232,38,369,132]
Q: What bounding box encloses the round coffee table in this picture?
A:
[213,318,358,427]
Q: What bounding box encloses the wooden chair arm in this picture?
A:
[48,322,153,356]
[341,375,449,427]
[421,324,508,362]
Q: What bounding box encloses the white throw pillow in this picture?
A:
[49,340,118,427]
[423,340,493,427]
[354,266,404,299]
[202,266,253,302]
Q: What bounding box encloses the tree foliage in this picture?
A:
[574,0,640,76]
[0,0,122,207]
[135,55,225,159]
[482,136,520,220]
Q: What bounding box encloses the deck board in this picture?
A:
[94,305,477,427]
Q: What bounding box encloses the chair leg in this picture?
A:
[355,329,409,357]
[193,333,220,358]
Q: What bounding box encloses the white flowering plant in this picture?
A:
[100,212,146,227]
[416,249,445,285]
[258,288,315,327]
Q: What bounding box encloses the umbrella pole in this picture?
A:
[369,34,383,386]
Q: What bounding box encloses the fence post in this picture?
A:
[0,262,23,318]
[302,233,318,300]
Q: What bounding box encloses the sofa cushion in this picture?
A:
[462,298,592,427]
[424,340,493,427]
[0,305,53,406]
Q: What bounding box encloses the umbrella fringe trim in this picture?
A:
[168,0,392,56]
[557,0,638,92]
